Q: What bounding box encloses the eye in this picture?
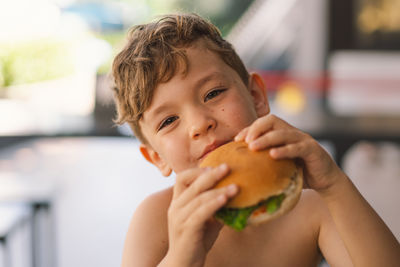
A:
[158,116,178,131]
[204,88,226,102]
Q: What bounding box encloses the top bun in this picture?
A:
[199,141,299,208]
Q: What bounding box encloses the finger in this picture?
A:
[176,164,230,208]
[173,167,210,200]
[293,159,309,189]
[234,127,249,141]
[269,140,313,160]
[248,129,303,151]
[244,116,273,144]
[244,114,288,143]
[182,184,239,229]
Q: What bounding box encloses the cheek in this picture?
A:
[157,137,191,172]
[222,97,257,128]
[159,139,178,161]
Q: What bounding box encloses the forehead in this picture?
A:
[174,39,242,88]
[149,45,239,102]
[179,39,231,76]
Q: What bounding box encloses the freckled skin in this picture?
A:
[124,38,400,267]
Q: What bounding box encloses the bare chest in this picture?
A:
[205,215,321,267]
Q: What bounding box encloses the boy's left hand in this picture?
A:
[235,114,343,193]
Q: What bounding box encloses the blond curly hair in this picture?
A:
[112,13,249,143]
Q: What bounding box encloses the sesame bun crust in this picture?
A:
[199,141,302,209]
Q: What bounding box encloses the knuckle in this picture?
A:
[172,184,180,193]
[206,167,222,181]
[198,190,216,206]
[304,138,315,147]
[191,180,203,194]
[295,143,303,153]
[298,141,310,156]
[168,203,177,215]
[280,146,289,154]
[189,194,203,208]
[254,117,263,125]
[167,209,175,223]
[302,132,313,141]
[260,115,271,124]
[269,114,277,120]
[189,214,199,225]
[186,214,200,227]
[219,188,230,198]
[272,129,284,138]
[268,114,280,123]
[175,173,186,184]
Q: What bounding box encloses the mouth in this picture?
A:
[199,140,231,162]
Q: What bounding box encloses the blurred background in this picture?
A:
[0,0,399,266]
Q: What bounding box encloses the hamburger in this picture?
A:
[199,141,303,231]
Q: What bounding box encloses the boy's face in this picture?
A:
[139,39,269,175]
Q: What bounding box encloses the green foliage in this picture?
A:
[0,38,74,89]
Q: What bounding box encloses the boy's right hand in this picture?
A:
[163,164,238,267]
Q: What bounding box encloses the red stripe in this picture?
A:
[254,70,400,94]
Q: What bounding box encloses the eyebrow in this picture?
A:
[145,103,173,126]
[145,71,226,124]
[194,71,224,89]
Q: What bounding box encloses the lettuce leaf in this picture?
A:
[215,193,285,231]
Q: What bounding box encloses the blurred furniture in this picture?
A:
[0,203,31,267]
[0,136,174,267]
[309,114,400,167]
[0,147,56,267]
[343,141,400,242]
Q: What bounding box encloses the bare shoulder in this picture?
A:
[282,190,330,246]
[294,189,329,224]
[278,189,328,243]
[297,190,353,266]
[299,188,325,206]
[121,187,173,267]
[296,189,341,227]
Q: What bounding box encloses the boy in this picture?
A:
[112,14,400,267]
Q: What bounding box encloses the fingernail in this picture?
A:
[219,163,228,170]
[245,135,252,143]
[227,184,237,194]
[217,195,226,204]
[249,141,257,150]
[203,167,212,172]
[235,132,243,141]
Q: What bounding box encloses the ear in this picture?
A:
[248,72,270,117]
[140,144,172,177]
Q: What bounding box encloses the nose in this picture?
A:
[189,113,216,139]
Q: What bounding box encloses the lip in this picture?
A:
[199,140,231,161]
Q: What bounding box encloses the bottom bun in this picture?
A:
[247,165,303,225]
